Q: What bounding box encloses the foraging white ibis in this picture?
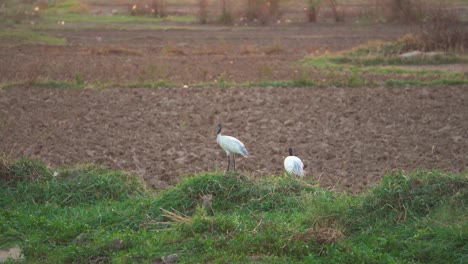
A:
[216,123,249,171]
[284,147,304,177]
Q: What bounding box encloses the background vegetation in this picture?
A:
[0,0,466,88]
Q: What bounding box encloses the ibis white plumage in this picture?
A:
[216,123,249,171]
[284,147,304,177]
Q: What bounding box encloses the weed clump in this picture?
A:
[0,156,52,183]
[0,156,146,206]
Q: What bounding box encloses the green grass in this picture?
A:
[1,79,85,90]
[299,38,468,87]
[41,13,197,26]
[1,156,466,263]
[385,78,468,86]
[0,0,197,30]
[329,53,468,66]
[0,29,66,46]
[3,74,467,91]
[193,79,318,88]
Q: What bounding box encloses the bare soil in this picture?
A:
[1,85,466,192]
[0,23,467,192]
[0,23,412,84]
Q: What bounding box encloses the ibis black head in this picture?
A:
[217,123,222,135]
[288,147,293,156]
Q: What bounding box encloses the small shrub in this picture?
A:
[257,64,272,80]
[264,39,284,55]
[74,74,84,86]
[146,63,168,81]
[418,8,467,52]
[292,67,315,87]
[397,33,421,52]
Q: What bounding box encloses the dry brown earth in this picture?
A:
[1,85,466,192]
[0,24,411,84]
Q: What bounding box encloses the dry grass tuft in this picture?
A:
[397,34,420,51]
[264,40,284,55]
[160,43,186,56]
[241,43,260,55]
[294,227,345,245]
[160,208,193,224]
[0,154,12,181]
[0,155,53,183]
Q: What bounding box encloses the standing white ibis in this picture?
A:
[216,123,249,171]
[284,147,304,177]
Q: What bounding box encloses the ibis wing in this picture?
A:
[218,135,249,157]
[238,144,249,157]
[284,156,304,177]
[292,161,304,177]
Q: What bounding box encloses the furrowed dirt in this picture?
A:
[1,85,466,192]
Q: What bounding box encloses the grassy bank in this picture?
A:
[0,157,467,263]
[299,36,468,88]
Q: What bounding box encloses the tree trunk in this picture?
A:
[151,0,159,16]
[328,0,342,22]
[307,2,317,22]
[269,0,280,20]
[199,0,207,23]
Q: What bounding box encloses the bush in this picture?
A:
[387,0,427,22]
[418,8,467,52]
[374,1,467,52]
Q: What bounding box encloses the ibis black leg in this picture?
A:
[226,155,230,171]
[233,155,236,171]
